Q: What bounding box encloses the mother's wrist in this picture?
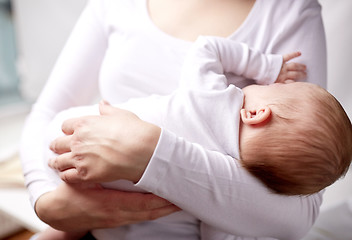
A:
[131,120,161,182]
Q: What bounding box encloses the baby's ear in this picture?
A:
[240,106,271,125]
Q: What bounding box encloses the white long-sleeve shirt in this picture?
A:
[20,0,326,239]
[44,36,282,239]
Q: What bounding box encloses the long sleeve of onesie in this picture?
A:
[179,36,283,90]
[137,130,323,240]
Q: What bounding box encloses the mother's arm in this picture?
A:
[50,102,323,240]
[35,183,179,231]
[138,128,322,240]
[20,0,178,231]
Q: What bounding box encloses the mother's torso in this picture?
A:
[99,0,317,104]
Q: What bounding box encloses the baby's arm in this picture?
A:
[209,37,308,85]
[179,36,279,90]
[181,36,306,89]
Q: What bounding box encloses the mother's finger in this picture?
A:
[61,116,88,135]
[58,168,82,183]
[50,135,73,154]
[48,152,76,172]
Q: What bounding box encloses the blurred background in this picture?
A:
[0,0,351,239]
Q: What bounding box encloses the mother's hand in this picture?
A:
[35,182,179,231]
[49,101,161,183]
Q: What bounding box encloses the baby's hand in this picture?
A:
[275,52,307,83]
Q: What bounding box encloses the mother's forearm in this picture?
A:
[35,183,179,231]
[136,129,323,240]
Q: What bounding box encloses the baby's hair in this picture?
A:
[240,83,352,195]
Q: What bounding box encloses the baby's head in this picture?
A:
[239,82,352,195]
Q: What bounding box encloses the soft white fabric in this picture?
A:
[20,0,326,239]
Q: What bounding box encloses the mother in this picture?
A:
[20,0,326,239]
